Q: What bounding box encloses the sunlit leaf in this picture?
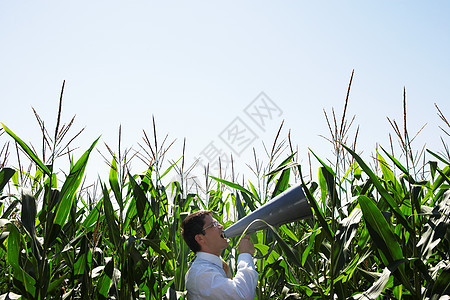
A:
[6,223,36,297]
[358,195,414,294]
[1,123,51,176]
[46,137,99,245]
[109,155,123,211]
[343,144,414,234]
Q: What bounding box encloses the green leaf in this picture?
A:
[21,193,37,241]
[5,222,20,269]
[102,182,121,249]
[318,167,328,209]
[279,225,298,243]
[342,144,414,235]
[46,137,99,245]
[248,181,260,204]
[320,166,341,212]
[431,265,450,299]
[348,259,410,300]
[239,218,302,267]
[334,249,371,284]
[436,167,450,186]
[234,193,246,220]
[309,148,335,176]
[97,259,114,298]
[47,273,69,295]
[302,228,317,266]
[377,151,404,197]
[80,200,103,233]
[353,161,362,180]
[209,176,256,202]
[1,123,51,176]
[1,199,19,219]
[427,149,450,166]
[142,238,171,260]
[298,165,333,241]
[6,222,36,297]
[123,195,138,232]
[357,195,414,294]
[379,146,415,182]
[128,172,152,235]
[0,167,16,193]
[271,168,291,199]
[109,155,123,211]
[264,153,296,184]
[270,224,302,268]
[241,189,257,212]
[358,195,403,262]
[160,156,182,179]
[21,193,42,262]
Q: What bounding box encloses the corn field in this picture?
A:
[0,81,449,299]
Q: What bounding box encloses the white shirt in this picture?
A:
[185,252,258,300]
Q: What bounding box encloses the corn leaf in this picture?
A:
[21,193,42,262]
[343,144,414,234]
[427,149,450,166]
[0,167,15,193]
[102,182,121,249]
[309,148,335,176]
[264,153,296,184]
[128,172,152,235]
[97,259,114,298]
[80,200,103,233]
[348,259,410,300]
[357,195,414,294]
[109,155,123,211]
[46,137,99,245]
[238,218,302,268]
[379,146,414,180]
[1,199,19,219]
[209,176,257,202]
[430,265,450,299]
[271,168,291,199]
[235,193,246,220]
[1,123,51,176]
[298,165,333,241]
[6,223,36,297]
[377,152,404,197]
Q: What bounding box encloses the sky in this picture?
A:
[1,1,450,189]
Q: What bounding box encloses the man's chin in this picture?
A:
[220,237,229,247]
[220,233,228,242]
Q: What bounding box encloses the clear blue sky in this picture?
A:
[1,1,449,186]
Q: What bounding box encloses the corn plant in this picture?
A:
[0,80,449,299]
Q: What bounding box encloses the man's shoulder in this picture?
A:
[190,257,217,270]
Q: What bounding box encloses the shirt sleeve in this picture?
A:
[187,253,258,300]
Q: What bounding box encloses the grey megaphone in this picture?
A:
[224,184,313,238]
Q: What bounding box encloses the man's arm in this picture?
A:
[232,235,258,298]
[191,256,258,299]
[187,236,258,300]
[238,235,255,255]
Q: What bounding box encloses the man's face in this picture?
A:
[196,215,229,256]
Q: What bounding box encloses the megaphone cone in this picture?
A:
[224,184,313,238]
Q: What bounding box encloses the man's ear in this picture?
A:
[195,233,204,247]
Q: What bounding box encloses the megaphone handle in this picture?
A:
[254,241,276,259]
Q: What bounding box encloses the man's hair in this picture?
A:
[181,210,212,253]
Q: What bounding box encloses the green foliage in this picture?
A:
[0,88,449,299]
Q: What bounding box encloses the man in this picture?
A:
[181,210,258,300]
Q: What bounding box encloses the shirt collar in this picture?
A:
[196,251,223,268]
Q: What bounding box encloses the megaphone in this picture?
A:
[224,184,313,238]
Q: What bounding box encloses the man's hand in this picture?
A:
[238,235,255,256]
